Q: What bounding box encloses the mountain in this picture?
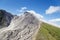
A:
[0,10,60,40]
[36,22,60,40]
[0,10,14,28]
[0,11,40,40]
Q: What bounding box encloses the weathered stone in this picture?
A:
[0,11,40,40]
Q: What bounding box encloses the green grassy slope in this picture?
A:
[36,22,60,40]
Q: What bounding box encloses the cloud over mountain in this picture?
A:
[45,6,60,14]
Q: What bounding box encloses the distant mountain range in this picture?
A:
[0,10,60,40]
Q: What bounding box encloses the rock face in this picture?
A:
[0,11,40,40]
[0,10,13,28]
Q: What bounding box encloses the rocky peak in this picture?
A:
[24,12,33,16]
[0,11,40,40]
[0,10,14,28]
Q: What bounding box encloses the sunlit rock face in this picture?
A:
[0,10,13,28]
[0,11,40,40]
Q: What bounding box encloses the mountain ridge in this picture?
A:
[0,10,60,40]
[0,10,40,40]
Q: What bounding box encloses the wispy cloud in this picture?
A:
[17,7,44,19]
[17,7,27,13]
[44,6,60,27]
[47,18,60,27]
[27,10,44,19]
[45,6,60,14]
[17,7,60,27]
[48,18,60,22]
[17,7,27,16]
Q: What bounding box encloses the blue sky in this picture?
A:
[0,0,60,26]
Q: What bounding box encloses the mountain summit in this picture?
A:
[0,11,40,40]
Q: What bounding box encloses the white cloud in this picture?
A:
[48,18,60,22]
[17,7,60,27]
[21,7,27,10]
[17,7,44,19]
[16,7,27,16]
[27,10,44,19]
[41,19,60,28]
[17,7,27,13]
[46,6,60,14]
[47,18,60,27]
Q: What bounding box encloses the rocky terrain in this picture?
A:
[0,10,13,28]
[0,10,60,40]
[0,10,40,40]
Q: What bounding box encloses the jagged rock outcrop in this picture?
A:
[0,10,13,28]
[0,11,40,40]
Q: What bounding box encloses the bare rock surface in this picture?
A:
[0,12,40,40]
[0,10,13,28]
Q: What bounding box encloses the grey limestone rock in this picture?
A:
[0,11,40,40]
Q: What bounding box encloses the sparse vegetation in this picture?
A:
[36,22,60,40]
